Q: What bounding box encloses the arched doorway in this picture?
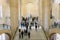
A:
[0,33,10,40]
[50,33,60,40]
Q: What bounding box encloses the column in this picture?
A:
[42,0,50,30]
[19,0,22,28]
[38,0,42,25]
[42,0,45,28]
[42,0,51,40]
[46,0,51,37]
[58,4,60,20]
[10,0,18,34]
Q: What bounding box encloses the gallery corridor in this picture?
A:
[1,0,60,40]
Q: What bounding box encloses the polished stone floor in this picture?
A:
[14,27,47,40]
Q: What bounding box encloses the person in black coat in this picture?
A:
[24,29,28,35]
[28,31,30,38]
[25,21,29,30]
[21,31,24,38]
[29,25,31,30]
[19,29,21,38]
[35,22,37,31]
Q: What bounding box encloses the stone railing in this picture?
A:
[0,24,10,30]
[49,23,60,29]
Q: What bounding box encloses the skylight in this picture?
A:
[55,0,60,3]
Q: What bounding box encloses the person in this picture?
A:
[29,26,31,30]
[35,22,37,31]
[24,29,27,36]
[28,30,30,38]
[25,29,28,35]
[19,29,21,38]
[25,21,29,30]
[21,30,24,38]
[54,21,58,28]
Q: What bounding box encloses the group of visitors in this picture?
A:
[19,16,40,39]
[19,29,30,39]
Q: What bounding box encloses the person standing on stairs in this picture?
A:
[35,22,37,31]
[19,29,21,38]
[21,30,24,38]
[28,29,30,38]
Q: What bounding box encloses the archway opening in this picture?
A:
[0,33,10,40]
[50,33,60,40]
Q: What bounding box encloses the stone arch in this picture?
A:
[0,33,11,40]
[49,33,56,40]
[49,33,60,40]
[5,33,11,40]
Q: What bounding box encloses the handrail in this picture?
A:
[49,24,60,29]
[11,27,18,40]
[0,24,10,30]
[41,25,48,40]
